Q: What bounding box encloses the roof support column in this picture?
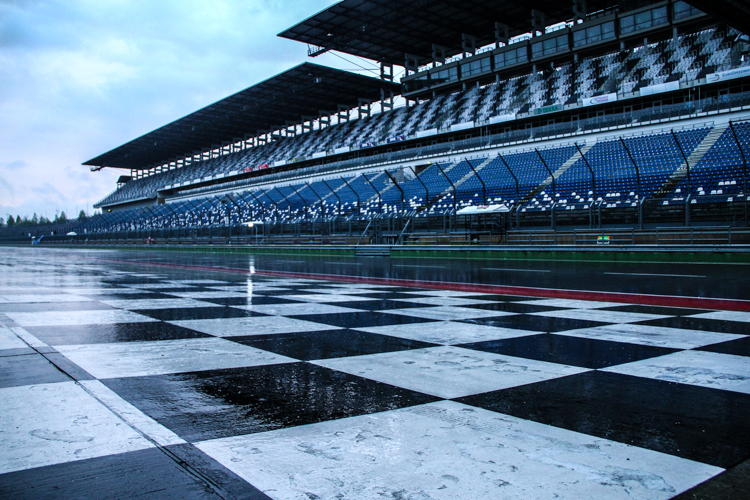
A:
[302,116,315,133]
[381,89,394,111]
[432,44,447,66]
[337,106,349,123]
[380,62,394,82]
[573,0,587,21]
[404,53,419,76]
[495,23,509,48]
[532,10,546,37]
[462,34,477,58]
[319,111,331,129]
[358,99,371,120]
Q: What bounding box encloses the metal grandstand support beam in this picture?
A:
[321,179,342,218]
[535,149,555,199]
[619,137,644,229]
[272,187,294,221]
[497,153,519,202]
[671,130,691,195]
[728,121,748,226]
[246,190,267,220]
[671,130,691,227]
[435,163,457,214]
[290,185,309,221]
[362,173,382,213]
[465,158,486,205]
[574,142,595,228]
[406,166,429,209]
[306,182,324,219]
[384,170,405,213]
[341,177,361,216]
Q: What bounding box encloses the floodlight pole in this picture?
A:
[729,121,748,226]
[465,158,486,204]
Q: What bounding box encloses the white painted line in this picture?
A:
[604,272,705,278]
[393,265,446,269]
[483,268,551,273]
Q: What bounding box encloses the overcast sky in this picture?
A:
[0,0,387,221]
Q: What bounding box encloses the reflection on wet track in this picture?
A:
[1,247,749,499]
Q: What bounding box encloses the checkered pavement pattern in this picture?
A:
[2,259,750,499]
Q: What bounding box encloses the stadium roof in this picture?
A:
[84,62,399,170]
[278,0,618,67]
[279,0,749,66]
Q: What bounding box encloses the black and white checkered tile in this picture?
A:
[2,257,750,499]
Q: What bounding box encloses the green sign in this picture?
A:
[534,104,563,116]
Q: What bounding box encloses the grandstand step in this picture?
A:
[654,123,729,200]
[520,142,596,205]
[355,246,391,257]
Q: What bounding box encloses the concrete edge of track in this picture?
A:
[9,243,750,265]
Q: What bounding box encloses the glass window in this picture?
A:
[431,66,458,86]
[404,74,429,93]
[674,0,702,19]
[532,35,568,58]
[622,6,669,34]
[652,6,668,25]
[461,57,491,78]
[574,21,615,47]
[620,14,634,34]
[495,47,527,68]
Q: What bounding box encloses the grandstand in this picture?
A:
[7,0,750,244]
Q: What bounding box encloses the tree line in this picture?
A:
[0,210,90,228]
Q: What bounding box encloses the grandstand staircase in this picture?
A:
[436,157,494,201]
[520,143,596,205]
[653,124,729,200]
[409,160,465,211]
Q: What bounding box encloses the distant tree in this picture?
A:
[20,215,30,225]
[58,211,67,223]
[31,213,39,225]
[39,216,50,224]
[7,215,15,227]
[78,210,87,221]
[0,217,5,227]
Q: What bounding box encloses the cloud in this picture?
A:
[1,160,26,170]
[1,0,362,218]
